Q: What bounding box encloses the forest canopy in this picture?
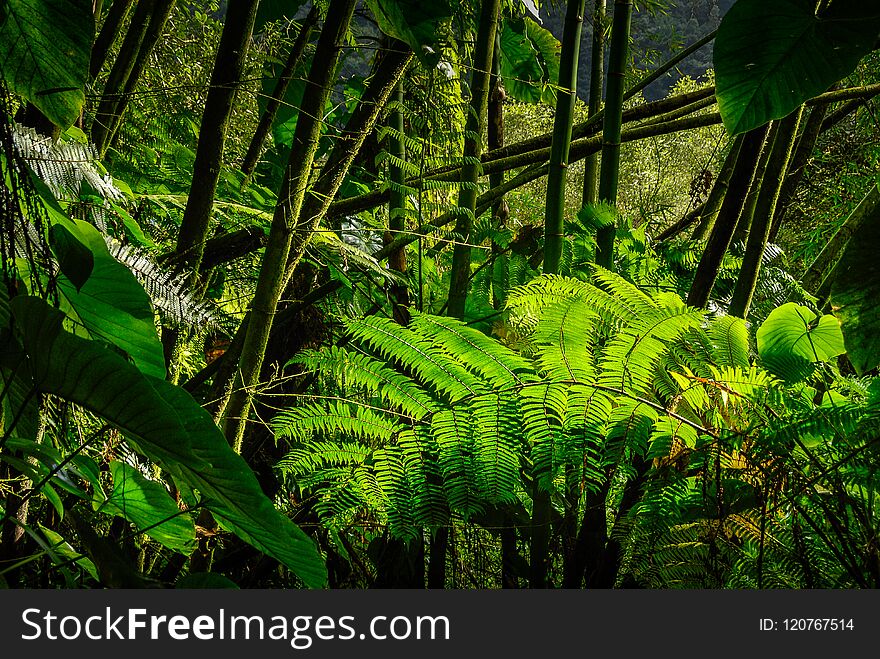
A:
[1,0,880,589]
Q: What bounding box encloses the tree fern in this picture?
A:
[274,266,880,588]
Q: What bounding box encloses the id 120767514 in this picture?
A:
[759,619,855,632]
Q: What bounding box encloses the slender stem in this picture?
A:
[221,0,359,451]
[241,7,318,178]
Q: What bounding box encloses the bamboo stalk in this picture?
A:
[446,0,502,319]
[594,0,633,268]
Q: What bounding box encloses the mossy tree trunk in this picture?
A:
[93,0,176,154]
[768,103,829,242]
[445,0,502,319]
[542,0,587,275]
[594,0,633,269]
[690,135,746,240]
[241,7,318,179]
[221,0,359,451]
[532,0,588,590]
[89,0,136,79]
[729,108,804,319]
[386,79,412,325]
[488,28,509,310]
[91,0,156,151]
[172,0,261,275]
[221,26,411,452]
[686,125,769,308]
[582,0,606,207]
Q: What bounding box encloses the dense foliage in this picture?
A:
[1,0,879,589]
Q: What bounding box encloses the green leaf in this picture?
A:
[829,194,880,374]
[714,0,880,135]
[757,303,845,382]
[707,315,750,369]
[56,220,166,379]
[366,0,452,67]
[99,461,196,554]
[499,17,560,105]
[10,296,327,587]
[39,525,99,582]
[0,0,94,129]
[48,224,93,291]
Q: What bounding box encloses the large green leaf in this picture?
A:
[10,296,328,587]
[714,0,880,135]
[0,0,94,129]
[48,224,93,291]
[366,0,452,67]
[756,302,845,382]
[56,220,166,379]
[830,195,880,375]
[499,17,560,105]
[99,461,197,554]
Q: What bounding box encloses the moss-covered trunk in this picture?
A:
[594,0,633,268]
[445,0,502,319]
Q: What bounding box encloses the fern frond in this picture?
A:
[274,400,403,445]
[292,347,438,419]
[532,297,596,382]
[409,313,534,387]
[598,303,703,395]
[106,239,222,329]
[521,383,568,490]
[707,314,751,369]
[278,440,371,474]
[346,315,486,403]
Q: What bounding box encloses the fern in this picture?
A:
[273,267,880,589]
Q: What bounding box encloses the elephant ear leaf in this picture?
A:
[756,302,845,382]
[714,0,880,135]
[10,295,328,587]
[0,0,94,129]
[366,0,451,67]
[499,17,560,105]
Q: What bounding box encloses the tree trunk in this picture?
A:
[241,7,318,179]
[532,0,588,590]
[582,0,606,207]
[768,103,829,242]
[690,135,744,240]
[542,0,587,275]
[729,108,803,319]
[488,28,509,309]
[90,0,136,79]
[729,124,775,246]
[221,0,358,451]
[103,0,177,151]
[172,0,261,275]
[92,0,156,152]
[802,184,880,293]
[445,0,502,319]
[221,22,409,452]
[686,125,769,308]
[387,78,412,324]
[92,0,177,155]
[594,0,633,269]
